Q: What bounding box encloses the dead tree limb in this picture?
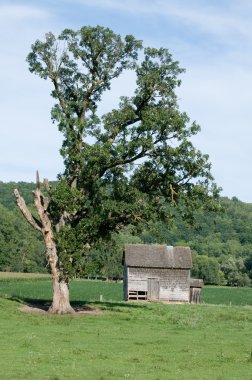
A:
[14,189,42,232]
[14,171,74,314]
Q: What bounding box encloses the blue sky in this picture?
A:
[1,0,252,202]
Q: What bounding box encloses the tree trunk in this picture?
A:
[14,172,75,315]
[48,278,74,314]
[46,237,75,314]
[46,242,75,314]
[43,227,75,314]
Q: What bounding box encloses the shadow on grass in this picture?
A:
[4,296,148,312]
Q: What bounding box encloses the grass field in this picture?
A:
[1,274,252,306]
[0,272,50,279]
[1,275,252,379]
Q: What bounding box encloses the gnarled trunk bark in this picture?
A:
[45,241,75,315]
[46,241,74,315]
[49,278,74,314]
[14,172,75,315]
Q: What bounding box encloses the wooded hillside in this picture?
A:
[1,181,252,285]
[0,182,45,272]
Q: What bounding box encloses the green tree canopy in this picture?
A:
[15,25,220,313]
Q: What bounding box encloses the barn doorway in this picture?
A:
[147,278,160,300]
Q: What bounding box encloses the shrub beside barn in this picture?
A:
[123,244,193,303]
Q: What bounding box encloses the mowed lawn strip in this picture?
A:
[0,272,50,279]
[0,279,252,379]
[0,297,252,379]
[202,286,252,306]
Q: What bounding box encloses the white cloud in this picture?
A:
[0,4,49,21]
[65,0,252,43]
[176,60,252,202]
[63,0,151,14]
[0,3,59,182]
[158,1,252,41]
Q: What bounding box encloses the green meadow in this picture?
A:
[1,276,252,379]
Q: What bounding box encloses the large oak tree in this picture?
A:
[15,26,220,314]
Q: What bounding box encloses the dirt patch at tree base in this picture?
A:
[19,304,103,316]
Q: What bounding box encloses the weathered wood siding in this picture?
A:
[123,265,128,301]
[127,267,190,302]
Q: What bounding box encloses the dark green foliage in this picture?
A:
[0,181,35,210]
[140,197,252,286]
[220,256,251,287]
[191,254,224,285]
[0,201,45,273]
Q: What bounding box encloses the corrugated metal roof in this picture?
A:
[123,244,192,269]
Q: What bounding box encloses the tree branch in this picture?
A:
[52,78,68,115]
[79,79,103,122]
[14,189,42,233]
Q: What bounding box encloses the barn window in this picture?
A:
[128,290,147,300]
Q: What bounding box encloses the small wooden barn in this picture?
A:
[123,244,192,303]
[190,278,204,304]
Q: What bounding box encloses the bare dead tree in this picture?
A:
[14,171,74,314]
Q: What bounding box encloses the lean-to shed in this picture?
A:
[123,244,192,302]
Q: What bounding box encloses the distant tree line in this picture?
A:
[1,181,252,286]
[139,196,252,286]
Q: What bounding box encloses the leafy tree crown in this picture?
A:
[27,25,220,278]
